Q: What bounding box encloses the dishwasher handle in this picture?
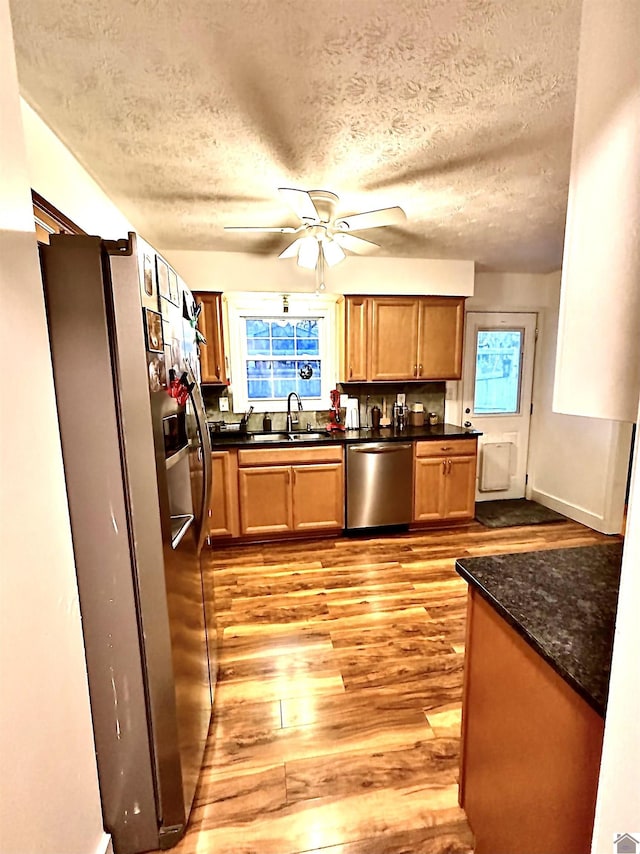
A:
[350,443,412,454]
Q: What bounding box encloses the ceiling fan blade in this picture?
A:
[224,226,299,233]
[322,239,346,267]
[336,206,406,231]
[279,188,321,222]
[333,233,380,255]
[278,238,306,259]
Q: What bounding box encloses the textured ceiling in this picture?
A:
[11,0,582,272]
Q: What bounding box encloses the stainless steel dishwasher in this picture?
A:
[346,442,413,530]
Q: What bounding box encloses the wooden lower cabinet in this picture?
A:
[291,463,344,531]
[238,466,291,535]
[208,450,240,538]
[413,439,477,523]
[237,446,344,538]
[460,589,604,854]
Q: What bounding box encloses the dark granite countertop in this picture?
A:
[455,543,623,716]
[208,422,481,448]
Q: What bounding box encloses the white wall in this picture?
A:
[528,274,631,533]
[450,271,631,534]
[21,100,136,240]
[553,0,640,423]
[0,4,109,854]
[162,247,474,296]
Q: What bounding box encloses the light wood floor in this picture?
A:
[175,519,617,854]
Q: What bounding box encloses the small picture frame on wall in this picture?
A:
[156,256,170,301]
[142,253,156,298]
[168,267,179,305]
[144,308,164,353]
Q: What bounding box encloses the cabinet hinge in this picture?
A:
[535,328,539,340]
[530,403,534,415]
[525,473,529,485]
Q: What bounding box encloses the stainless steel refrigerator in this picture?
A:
[41,232,215,853]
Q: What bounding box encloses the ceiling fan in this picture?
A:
[224,188,406,271]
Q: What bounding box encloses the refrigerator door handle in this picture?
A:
[186,367,212,553]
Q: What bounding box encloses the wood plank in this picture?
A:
[167,520,619,854]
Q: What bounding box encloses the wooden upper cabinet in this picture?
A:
[343,295,465,382]
[345,296,368,381]
[369,297,421,380]
[194,292,227,384]
[418,297,464,380]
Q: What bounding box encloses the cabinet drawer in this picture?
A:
[238,445,343,466]
[415,439,477,458]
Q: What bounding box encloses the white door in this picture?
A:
[462,312,537,501]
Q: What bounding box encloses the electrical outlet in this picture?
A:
[396,393,406,406]
[219,397,229,412]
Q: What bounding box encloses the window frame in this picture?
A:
[225,292,340,413]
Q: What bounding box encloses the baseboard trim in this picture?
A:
[95,832,113,854]
[528,488,617,534]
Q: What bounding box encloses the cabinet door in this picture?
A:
[443,455,477,519]
[369,297,420,380]
[344,296,368,381]
[418,297,465,380]
[195,292,227,384]
[208,451,239,538]
[292,463,344,531]
[238,466,291,535]
[413,457,446,521]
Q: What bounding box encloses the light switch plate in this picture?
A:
[396,393,406,406]
[219,397,229,412]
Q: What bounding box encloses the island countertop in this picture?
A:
[455,542,623,716]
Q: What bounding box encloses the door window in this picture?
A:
[473,328,524,415]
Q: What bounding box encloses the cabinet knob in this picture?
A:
[413,364,418,377]
[419,364,423,376]
[442,459,447,474]
[349,365,353,379]
[464,421,472,428]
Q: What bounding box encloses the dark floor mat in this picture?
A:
[475,498,568,528]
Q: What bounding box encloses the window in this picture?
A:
[245,318,322,400]
[473,328,524,415]
[226,293,339,412]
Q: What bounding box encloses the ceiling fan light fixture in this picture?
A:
[322,238,346,267]
[297,236,319,269]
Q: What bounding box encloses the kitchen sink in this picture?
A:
[249,430,331,443]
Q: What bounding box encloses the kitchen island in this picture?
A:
[455,543,623,854]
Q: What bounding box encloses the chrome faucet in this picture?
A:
[286,391,303,431]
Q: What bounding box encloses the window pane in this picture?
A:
[246,359,273,378]
[272,360,296,378]
[248,379,273,399]
[247,338,271,356]
[300,378,321,397]
[273,338,295,355]
[295,320,318,338]
[271,321,294,338]
[246,319,269,337]
[274,379,296,397]
[474,329,523,414]
[296,338,319,355]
